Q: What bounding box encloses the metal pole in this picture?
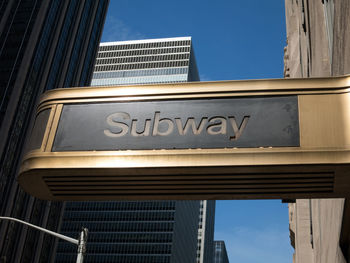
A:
[76,227,88,263]
[0,216,86,262]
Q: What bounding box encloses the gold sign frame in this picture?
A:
[18,75,350,200]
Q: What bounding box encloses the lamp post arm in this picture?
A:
[0,216,78,245]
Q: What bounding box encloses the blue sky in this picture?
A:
[101,1,293,262]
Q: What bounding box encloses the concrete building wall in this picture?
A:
[288,200,314,263]
[284,1,350,262]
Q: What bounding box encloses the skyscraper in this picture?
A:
[213,241,229,263]
[91,37,199,86]
[284,0,350,262]
[56,37,214,263]
[57,201,200,263]
[197,200,216,263]
[0,0,109,261]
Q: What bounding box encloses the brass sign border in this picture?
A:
[22,74,350,168]
[37,75,350,111]
[18,75,350,200]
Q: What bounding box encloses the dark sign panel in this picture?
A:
[52,96,299,151]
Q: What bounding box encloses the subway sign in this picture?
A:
[18,75,350,200]
[52,97,299,151]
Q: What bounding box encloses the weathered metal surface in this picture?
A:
[52,96,299,151]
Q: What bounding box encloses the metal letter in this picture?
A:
[104,112,130,137]
[131,119,151,137]
[152,112,174,136]
[229,116,250,141]
[175,117,208,135]
[207,117,227,135]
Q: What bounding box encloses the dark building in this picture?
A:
[284,0,350,262]
[56,37,214,263]
[214,241,229,263]
[197,200,216,263]
[0,0,108,262]
[56,201,200,263]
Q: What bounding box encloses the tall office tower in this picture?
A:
[56,37,214,263]
[213,241,229,263]
[0,0,109,262]
[284,1,350,262]
[57,201,200,263]
[197,200,216,263]
[91,36,199,86]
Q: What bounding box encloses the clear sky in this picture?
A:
[100,1,293,262]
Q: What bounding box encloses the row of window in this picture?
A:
[96,53,190,65]
[91,74,187,86]
[61,222,175,232]
[63,211,175,221]
[58,243,172,254]
[60,232,172,242]
[65,201,176,211]
[94,60,189,72]
[55,254,171,263]
[99,40,191,52]
[97,47,191,58]
[92,67,188,79]
[91,75,187,86]
[85,232,173,243]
